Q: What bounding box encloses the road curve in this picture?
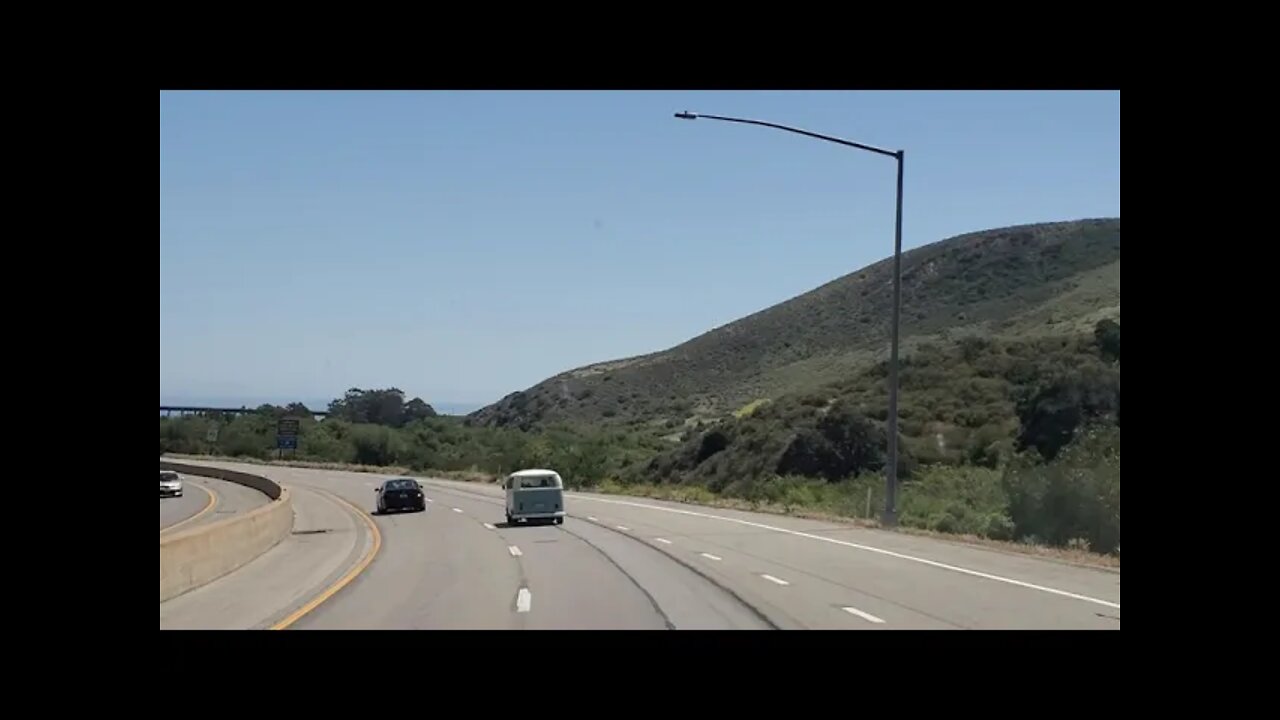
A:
[159,474,271,534]
[160,460,1119,630]
[159,483,212,531]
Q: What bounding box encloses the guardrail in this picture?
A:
[159,461,293,603]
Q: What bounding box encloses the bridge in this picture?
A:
[159,405,329,418]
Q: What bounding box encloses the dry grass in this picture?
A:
[163,453,1117,570]
[589,480,1120,571]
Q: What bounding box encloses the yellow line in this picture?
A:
[269,489,382,630]
[160,482,217,536]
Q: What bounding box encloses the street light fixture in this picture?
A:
[674,110,906,528]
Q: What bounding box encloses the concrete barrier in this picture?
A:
[160,462,293,603]
[160,460,283,500]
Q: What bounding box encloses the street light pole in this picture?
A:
[674,110,905,527]
[885,148,904,528]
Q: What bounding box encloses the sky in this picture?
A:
[159,90,1120,413]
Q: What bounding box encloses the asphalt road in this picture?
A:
[159,473,272,534]
[160,461,1120,630]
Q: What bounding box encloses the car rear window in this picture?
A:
[386,479,416,490]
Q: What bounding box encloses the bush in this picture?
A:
[775,403,889,481]
[351,425,405,466]
[1094,319,1120,361]
[1003,425,1119,554]
[899,465,1011,538]
[697,429,732,463]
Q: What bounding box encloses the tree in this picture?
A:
[1016,366,1120,461]
[404,397,438,423]
[327,388,430,428]
[285,402,312,417]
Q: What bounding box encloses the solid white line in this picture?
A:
[573,496,1119,610]
[509,545,522,557]
[616,525,630,531]
[700,553,722,561]
[654,537,673,544]
[483,523,496,530]
[761,574,790,586]
[842,606,886,624]
[588,516,599,522]
[452,508,463,513]
[516,588,532,613]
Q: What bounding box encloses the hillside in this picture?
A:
[633,328,1120,483]
[469,218,1121,431]
[624,323,1120,553]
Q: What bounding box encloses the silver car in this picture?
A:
[160,471,184,498]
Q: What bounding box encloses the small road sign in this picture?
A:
[277,418,300,437]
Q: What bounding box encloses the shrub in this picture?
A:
[1003,425,1119,553]
[899,465,1011,538]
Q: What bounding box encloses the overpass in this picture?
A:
[160,405,329,418]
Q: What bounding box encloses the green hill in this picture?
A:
[163,217,1120,556]
[469,218,1121,431]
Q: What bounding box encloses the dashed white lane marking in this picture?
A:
[700,553,722,561]
[509,545,522,557]
[842,606,886,624]
[654,538,673,544]
[452,508,463,513]
[516,588,532,613]
[761,574,790,586]
[587,516,599,522]
[616,525,630,531]
[483,523,496,530]
[425,498,433,503]
[573,496,1120,610]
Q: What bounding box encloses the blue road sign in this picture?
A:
[277,435,298,450]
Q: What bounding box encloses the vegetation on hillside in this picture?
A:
[618,320,1119,554]
[469,218,1120,430]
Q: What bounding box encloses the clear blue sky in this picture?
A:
[160,90,1120,412]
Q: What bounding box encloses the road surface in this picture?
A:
[159,474,272,534]
[159,460,1120,630]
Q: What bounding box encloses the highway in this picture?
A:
[159,460,1120,630]
[159,474,271,534]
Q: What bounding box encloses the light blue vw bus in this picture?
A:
[504,469,565,525]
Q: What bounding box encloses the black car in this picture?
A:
[375,477,426,514]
